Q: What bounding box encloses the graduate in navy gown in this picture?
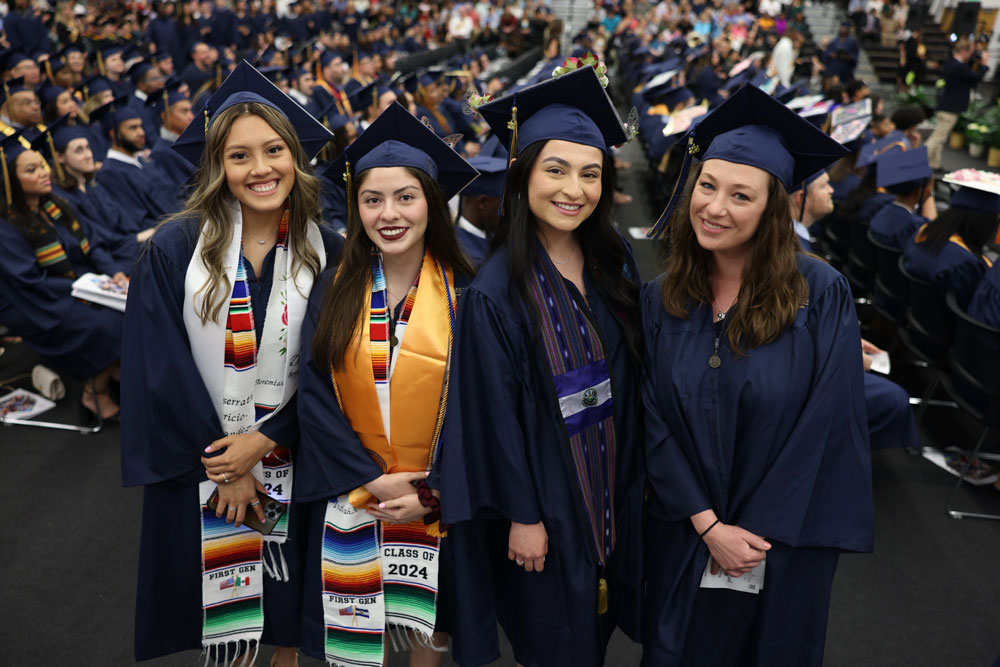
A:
[147,86,197,208]
[121,62,340,666]
[455,155,505,267]
[438,66,645,667]
[868,147,935,249]
[294,102,479,667]
[968,262,1000,327]
[902,181,999,310]
[641,85,873,667]
[0,131,126,421]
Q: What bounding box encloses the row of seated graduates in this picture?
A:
[0,28,526,422]
[614,14,819,222]
[811,124,1000,494]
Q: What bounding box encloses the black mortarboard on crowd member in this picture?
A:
[173,60,333,167]
[647,84,849,239]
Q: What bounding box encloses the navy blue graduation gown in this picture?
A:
[902,235,988,310]
[0,215,123,379]
[455,225,490,268]
[967,262,1000,327]
[640,254,873,666]
[437,247,645,667]
[869,202,924,249]
[53,183,141,268]
[95,157,175,230]
[864,372,917,450]
[121,217,342,660]
[317,173,347,233]
[149,136,197,208]
[858,191,894,223]
[830,172,860,204]
[293,265,473,661]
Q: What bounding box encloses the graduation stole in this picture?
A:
[183,201,325,661]
[915,223,994,268]
[23,199,91,279]
[322,249,456,667]
[526,245,617,570]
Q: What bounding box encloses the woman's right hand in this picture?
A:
[215,475,267,528]
[508,521,548,572]
[363,471,429,502]
[703,523,771,577]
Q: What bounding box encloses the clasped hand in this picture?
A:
[364,471,433,524]
[508,521,548,572]
[202,431,277,484]
[704,523,771,578]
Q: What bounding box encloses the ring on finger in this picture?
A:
[249,500,261,506]
[515,559,525,566]
[228,507,237,513]
[223,473,230,484]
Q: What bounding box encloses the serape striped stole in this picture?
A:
[527,248,617,566]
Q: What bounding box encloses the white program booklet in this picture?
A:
[71,273,127,312]
[700,558,766,595]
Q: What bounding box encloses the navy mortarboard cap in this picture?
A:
[38,82,68,107]
[463,156,507,198]
[75,74,113,102]
[59,44,83,57]
[92,95,142,135]
[51,118,91,153]
[147,81,190,112]
[258,66,288,85]
[418,69,445,89]
[127,60,156,82]
[648,84,849,239]
[29,114,72,181]
[1,51,32,71]
[319,50,343,68]
[326,101,478,201]
[476,66,627,158]
[646,84,694,109]
[0,77,33,107]
[942,170,1000,213]
[876,146,931,188]
[856,130,909,168]
[0,128,31,208]
[478,133,509,160]
[173,60,333,166]
[347,79,379,111]
[94,44,125,76]
[152,50,173,63]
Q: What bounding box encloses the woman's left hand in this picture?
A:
[111,272,129,291]
[203,431,276,483]
[366,493,430,524]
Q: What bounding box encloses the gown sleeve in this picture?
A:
[0,220,76,333]
[640,280,713,521]
[120,233,225,487]
[438,286,542,526]
[737,273,874,552]
[293,269,384,503]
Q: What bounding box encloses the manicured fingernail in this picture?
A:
[204,446,211,452]
[378,502,386,508]
[424,471,430,476]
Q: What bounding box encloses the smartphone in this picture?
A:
[207,487,286,536]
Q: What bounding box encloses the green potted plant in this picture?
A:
[966,122,989,158]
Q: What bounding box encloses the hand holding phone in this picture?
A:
[207,486,287,536]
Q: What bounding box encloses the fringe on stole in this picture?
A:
[325,626,447,666]
[263,540,289,582]
[201,638,260,667]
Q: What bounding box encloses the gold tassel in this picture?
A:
[46,133,65,183]
[204,108,209,134]
[1,147,11,211]
[97,51,106,77]
[343,158,352,193]
[44,60,54,83]
[597,577,608,614]
[507,104,518,161]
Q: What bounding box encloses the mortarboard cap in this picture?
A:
[0,77,34,107]
[648,84,849,239]
[127,60,156,82]
[91,95,142,135]
[645,84,694,109]
[1,51,32,72]
[856,130,909,168]
[942,169,1000,213]
[462,156,506,198]
[0,128,31,209]
[326,101,478,200]
[152,50,173,63]
[173,60,332,166]
[476,65,627,158]
[347,79,379,111]
[876,145,932,189]
[38,82,68,108]
[75,74,113,102]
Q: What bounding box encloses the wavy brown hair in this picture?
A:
[311,166,475,372]
[162,101,322,324]
[660,161,809,354]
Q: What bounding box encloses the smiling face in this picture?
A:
[16,151,52,198]
[527,139,604,237]
[357,166,428,262]
[689,159,770,258]
[223,114,295,216]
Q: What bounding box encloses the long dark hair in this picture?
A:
[491,140,642,365]
[3,154,82,239]
[659,161,809,355]
[920,206,998,257]
[311,166,475,372]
